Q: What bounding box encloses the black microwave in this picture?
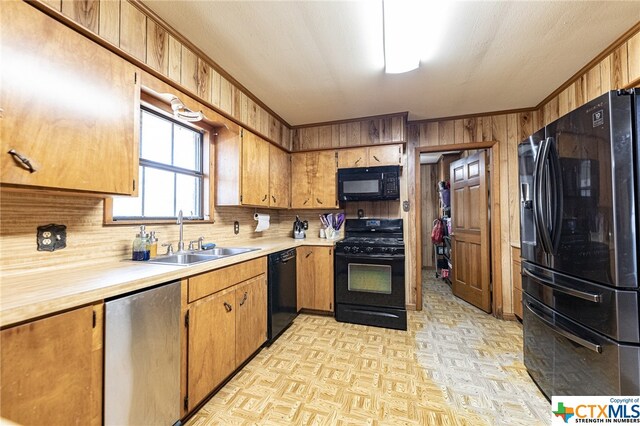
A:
[337,166,400,201]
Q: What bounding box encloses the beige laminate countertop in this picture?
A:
[0,237,340,328]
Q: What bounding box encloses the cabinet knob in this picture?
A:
[272,195,276,203]
[355,158,361,165]
[239,292,248,306]
[303,199,309,205]
[373,155,380,162]
[8,149,37,173]
[316,198,323,205]
[262,194,268,202]
[223,302,233,312]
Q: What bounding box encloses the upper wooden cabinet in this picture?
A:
[269,144,291,208]
[216,128,290,208]
[1,304,103,426]
[291,151,338,209]
[337,144,403,169]
[0,1,139,195]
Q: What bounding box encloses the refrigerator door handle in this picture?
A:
[547,137,564,254]
[522,267,602,303]
[533,137,553,253]
[525,302,602,353]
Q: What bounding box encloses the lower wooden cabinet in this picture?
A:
[297,246,334,312]
[185,258,267,411]
[0,304,103,426]
[512,247,523,319]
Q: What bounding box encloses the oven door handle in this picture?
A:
[522,268,602,303]
[334,252,405,260]
[525,302,602,353]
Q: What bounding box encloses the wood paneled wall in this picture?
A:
[292,113,407,151]
[38,0,292,150]
[540,29,640,125]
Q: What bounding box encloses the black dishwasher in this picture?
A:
[267,248,297,345]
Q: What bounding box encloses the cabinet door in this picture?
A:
[241,131,270,206]
[312,151,338,208]
[296,247,315,310]
[291,153,313,208]
[337,147,368,168]
[313,247,335,312]
[235,274,267,366]
[1,1,138,195]
[187,286,235,410]
[1,305,102,426]
[368,144,402,166]
[269,145,290,208]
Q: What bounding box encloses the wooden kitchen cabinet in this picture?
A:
[1,1,139,195]
[217,128,290,208]
[512,247,523,319]
[0,304,103,426]
[269,144,291,208]
[336,144,403,169]
[291,151,338,209]
[297,246,334,312]
[241,130,271,206]
[185,258,267,411]
[187,286,236,411]
[235,274,267,366]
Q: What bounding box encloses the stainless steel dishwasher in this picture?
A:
[104,281,181,426]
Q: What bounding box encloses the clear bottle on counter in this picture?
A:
[132,225,150,261]
[148,231,158,258]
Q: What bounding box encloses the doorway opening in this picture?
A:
[414,141,504,317]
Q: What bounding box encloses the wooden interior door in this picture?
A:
[450,151,491,312]
[241,131,270,206]
[235,274,267,366]
[187,286,236,410]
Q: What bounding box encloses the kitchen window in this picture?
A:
[110,106,207,221]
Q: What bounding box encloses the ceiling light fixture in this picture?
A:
[382,0,450,74]
[383,0,419,74]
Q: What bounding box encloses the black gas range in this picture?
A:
[334,219,407,330]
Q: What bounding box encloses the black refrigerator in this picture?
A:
[518,89,640,398]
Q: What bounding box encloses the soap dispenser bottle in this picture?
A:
[148,231,158,258]
[132,225,150,261]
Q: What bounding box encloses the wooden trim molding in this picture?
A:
[291,111,409,129]
[414,141,504,318]
[408,108,536,126]
[536,21,640,109]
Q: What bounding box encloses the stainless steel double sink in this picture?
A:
[148,247,259,266]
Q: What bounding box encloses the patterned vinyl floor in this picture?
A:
[187,276,550,425]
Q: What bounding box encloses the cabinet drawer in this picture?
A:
[188,257,267,303]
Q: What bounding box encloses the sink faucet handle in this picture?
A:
[162,243,174,255]
[189,236,205,251]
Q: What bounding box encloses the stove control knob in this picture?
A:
[388,248,397,254]
[352,246,359,253]
[344,246,351,252]
[381,247,389,253]
[365,247,373,253]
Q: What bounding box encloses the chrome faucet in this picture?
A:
[176,210,186,253]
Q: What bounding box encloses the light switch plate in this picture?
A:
[37,224,66,251]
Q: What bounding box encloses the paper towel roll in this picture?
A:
[254,213,270,232]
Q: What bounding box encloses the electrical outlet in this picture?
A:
[234,221,240,235]
[37,224,67,252]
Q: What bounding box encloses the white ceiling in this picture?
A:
[141,1,640,126]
